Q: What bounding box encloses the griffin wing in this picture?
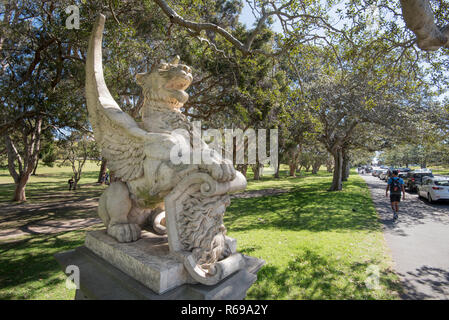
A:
[86,14,146,182]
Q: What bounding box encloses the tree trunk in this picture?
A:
[289,163,296,177]
[251,162,262,180]
[32,159,39,176]
[400,0,449,51]
[305,165,310,172]
[312,161,321,174]
[73,172,81,190]
[274,161,281,178]
[97,158,107,183]
[236,164,248,178]
[253,167,260,180]
[342,150,350,181]
[5,117,42,202]
[13,176,28,202]
[326,157,333,173]
[330,149,343,191]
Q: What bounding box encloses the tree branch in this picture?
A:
[153,0,249,53]
[400,0,449,51]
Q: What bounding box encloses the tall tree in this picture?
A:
[0,0,91,200]
[58,132,100,190]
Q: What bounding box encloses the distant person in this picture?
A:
[105,172,110,185]
[68,176,74,191]
[386,170,405,221]
[100,173,106,184]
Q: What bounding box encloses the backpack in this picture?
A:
[390,177,402,194]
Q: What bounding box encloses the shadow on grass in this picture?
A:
[0,229,91,299]
[0,193,101,232]
[248,248,401,300]
[0,177,106,231]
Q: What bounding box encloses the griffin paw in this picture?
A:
[108,223,141,242]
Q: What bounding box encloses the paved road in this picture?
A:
[360,173,449,299]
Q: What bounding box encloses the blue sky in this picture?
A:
[239,1,348,33]
[239,1,283,33]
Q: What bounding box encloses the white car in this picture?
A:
[417,177,449,203]
[379,169,389,180]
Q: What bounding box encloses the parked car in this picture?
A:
[398,172,408,180]
[379,169,389,180]
[359,165,373,174]
[417,177,449,203]
[375,169,384,177]
[404,169,434,192]
[397,167,411,173]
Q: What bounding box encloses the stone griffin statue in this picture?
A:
[86,15,247,285]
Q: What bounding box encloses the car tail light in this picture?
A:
[432,187,443,190]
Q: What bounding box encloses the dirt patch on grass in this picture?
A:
[0,185,102,239]
[0,186,288,240]
[0,217,102,240]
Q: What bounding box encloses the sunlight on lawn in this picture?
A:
[0,165,401,300]
[0,161,103,203]
[226,171,401,299]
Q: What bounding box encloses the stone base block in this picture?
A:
[54,231,265,300]
[84,230,191,294]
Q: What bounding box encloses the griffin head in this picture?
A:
[136,55,193,108]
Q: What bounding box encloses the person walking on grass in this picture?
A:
[68,176,74,191]
[386,170,405,221]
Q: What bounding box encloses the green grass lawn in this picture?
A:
[427,166,449,176]
[401,165,449,176]
[0,161,105,203]
[0,164,401,299]
[226,171,400,299]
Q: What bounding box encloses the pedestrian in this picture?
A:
[68,176,74,191]
[386,170,405,221]
[100,173,106,184]
[105,172,110,185]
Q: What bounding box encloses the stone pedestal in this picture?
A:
[84,230,193,294]
[54,230,265,300]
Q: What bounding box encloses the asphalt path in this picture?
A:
[360,173,449,299]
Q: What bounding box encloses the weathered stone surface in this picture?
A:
[85,230,193,294]
[54,245,265,300]
[85,14,248,285]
